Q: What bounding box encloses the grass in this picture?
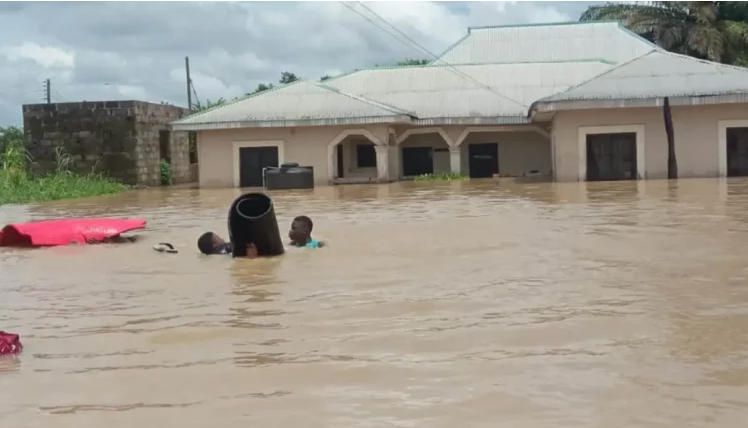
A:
[0,138,130,205]
[412,172,469,182]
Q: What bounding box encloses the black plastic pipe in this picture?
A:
[227,192,285,257]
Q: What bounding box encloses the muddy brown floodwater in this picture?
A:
[1,179,748,427]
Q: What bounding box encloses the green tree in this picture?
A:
[320,75,332,81]
[195,98,226,111]
[279,71,299,84]
[396,58,430,66]
[580,1,748,65]
[251,83,275,95]
[0,125,23,154]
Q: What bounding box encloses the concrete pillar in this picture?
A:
[449,146,461,174]
[374,145,390,181]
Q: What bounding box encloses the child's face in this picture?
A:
[288,220,310,244]
[212,234,227,253]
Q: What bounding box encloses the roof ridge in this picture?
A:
[527,49,659,114]
[615,22,662,50]
[310,81,416,117]
[468,20,622,32]
[323,58,615,84]
[654,50,748,73]
[433,21,625,65]
[429,32,471,65]
[173,80,304,123]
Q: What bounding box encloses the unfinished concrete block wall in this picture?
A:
[23,101,139,183]
[133,102,191,185]
[23,100,192,186]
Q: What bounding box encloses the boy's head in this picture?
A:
[289,215,313,245]
[197,231,225,255]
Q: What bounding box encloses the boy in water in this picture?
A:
[197,232,257,257]
[288,215,324,248]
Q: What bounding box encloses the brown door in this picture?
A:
[586,133,637,181]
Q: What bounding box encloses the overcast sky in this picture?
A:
[0,1,606,126]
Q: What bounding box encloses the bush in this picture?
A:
[160,159,173,185]
[0,125,23,155]
[0,137,129,205]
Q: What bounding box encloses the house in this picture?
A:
[24,100,197,186]
[171,21,748,188]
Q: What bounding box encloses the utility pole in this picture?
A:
[44,79,51,104]
[185,56,192,110]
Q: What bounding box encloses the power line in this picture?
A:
[190,80,201,110]
[52,88,66,103]
[340,1,527,109]
[0,87,43,98]
[0,81,185,97]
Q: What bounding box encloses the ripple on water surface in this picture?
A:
[1,179,748,428]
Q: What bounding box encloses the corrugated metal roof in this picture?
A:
[171,81,414,131]
[532,50,748,110]
[435,21,658,66]
[326,60,612,121]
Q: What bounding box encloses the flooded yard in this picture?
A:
[1,179,748,428]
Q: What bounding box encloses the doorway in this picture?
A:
[336,144,344,178]
[239,146,279,187]
[468,143,498,178]
[402,147,433,176]
[585,133,637,181]
[726,127,748,177]
[159,130,171,163]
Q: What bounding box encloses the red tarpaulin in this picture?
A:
[0,218,147,247]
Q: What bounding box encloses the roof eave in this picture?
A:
[171,115,414,132]
[413,115,531,126]
[532,93,748,113]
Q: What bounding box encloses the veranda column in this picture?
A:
[449,146,461,174]
[374,145,390,182]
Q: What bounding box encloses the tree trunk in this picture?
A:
[664,97,678,179]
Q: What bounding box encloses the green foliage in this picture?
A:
[251,83,275,95]
[160,159,173,186]
[0,125,23,155]
[248,71,300,95]
[0,138,128,205]
[396,58,430,66]
[580,1,748,65]
[412,173,469,182]
[195,98,226,112]
[279,71,299,84]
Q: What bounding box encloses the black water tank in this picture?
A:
[264,164,314,190]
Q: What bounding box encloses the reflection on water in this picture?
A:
[1,178,748,427]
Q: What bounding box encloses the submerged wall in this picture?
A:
[23,101,192,186]
[552,104,748,182]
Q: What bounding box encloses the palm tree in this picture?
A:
[580,1,748,66]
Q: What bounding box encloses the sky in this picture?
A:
[0,1,609,127]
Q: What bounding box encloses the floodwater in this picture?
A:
[1,179,748,428]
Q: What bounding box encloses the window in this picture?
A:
[356,144,376,168]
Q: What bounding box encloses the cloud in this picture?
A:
[1,42,75,69]
[0,1,602,126]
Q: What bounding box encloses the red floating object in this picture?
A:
[0,331,22,355]
[0,218,147,247]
